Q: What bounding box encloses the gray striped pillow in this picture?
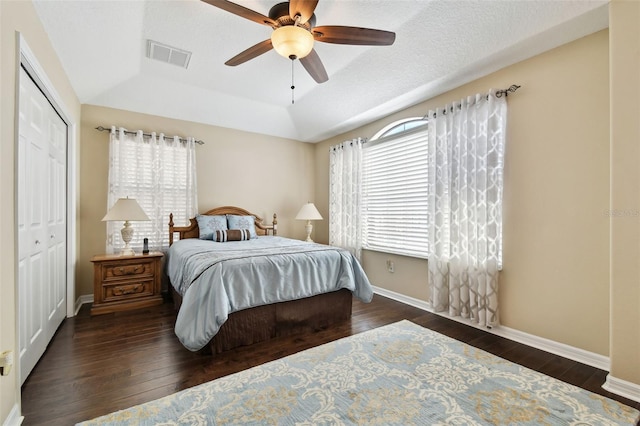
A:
[214,229,251,242]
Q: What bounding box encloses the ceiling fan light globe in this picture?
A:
[271,26,314,60]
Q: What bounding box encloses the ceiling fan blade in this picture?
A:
[202,0,275,26]
[225,39,273,66]
[289,0,318,24]
[313,25,396,46]
[300,49,328,84]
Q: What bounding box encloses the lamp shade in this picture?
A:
[295,202,323,221]
[271,25,314,59]
[102,197,150,222]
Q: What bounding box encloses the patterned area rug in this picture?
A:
[78,320,639,425]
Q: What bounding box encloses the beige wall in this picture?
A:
[0,1,81,422]
[78,105,316,296]
[609,0,640,385]
[315,30,611,356]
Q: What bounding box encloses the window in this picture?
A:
[106,128,197,253]
[362,118,429,258]
[371,117,428,140]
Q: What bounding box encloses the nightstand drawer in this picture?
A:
[102,261,153,280]
[103,279,154,302]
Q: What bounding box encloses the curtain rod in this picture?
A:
[95,126,205,145]
[331,84,521,151]
[423,84,521,119]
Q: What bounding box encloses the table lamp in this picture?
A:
[102,197,150,255]
[295,202,323,242]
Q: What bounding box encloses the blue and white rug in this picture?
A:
[78,320,639,425]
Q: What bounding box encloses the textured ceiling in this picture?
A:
[33,0,608,143]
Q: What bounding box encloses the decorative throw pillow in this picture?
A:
[214,229,251,242]
[195,214,227,240]
[226,214,257,239]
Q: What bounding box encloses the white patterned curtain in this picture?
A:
[106,127,198,253]
[427,90,507,327]
[329,138,364,259]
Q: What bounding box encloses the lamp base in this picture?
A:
[120,246,135,256]
[304,221,314,243]
[120,221,136,256]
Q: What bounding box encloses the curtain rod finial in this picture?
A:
[496,84,521,98]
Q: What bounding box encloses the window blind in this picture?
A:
[362,126,429,258]
[116,142,191,249]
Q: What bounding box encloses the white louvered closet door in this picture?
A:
[18,66,67,384]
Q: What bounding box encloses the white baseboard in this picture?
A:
[372,286,434,314]
[371,286,610,371]
[603,374,640,404]
[2,403,23,426]
[74,294,93,315]
[492,324,610,371]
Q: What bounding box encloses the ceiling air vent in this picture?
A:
[146,40,192,69]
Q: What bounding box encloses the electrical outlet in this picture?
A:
[386,259,395,273]
[0,350,13,376]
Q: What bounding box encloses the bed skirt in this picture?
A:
[170,287,353,354]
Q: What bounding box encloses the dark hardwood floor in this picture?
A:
[21,294,639,425]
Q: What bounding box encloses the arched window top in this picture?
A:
[370,117,428,141]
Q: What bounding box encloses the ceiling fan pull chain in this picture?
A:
[291,59,295,105]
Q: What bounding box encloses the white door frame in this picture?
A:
[16,34,77,319]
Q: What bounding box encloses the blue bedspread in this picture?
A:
[167,236,374,351]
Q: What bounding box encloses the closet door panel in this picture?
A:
[18,66,67,384]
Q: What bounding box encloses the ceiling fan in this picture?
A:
[203,0,396,84]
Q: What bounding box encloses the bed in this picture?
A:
[167,206,373,354]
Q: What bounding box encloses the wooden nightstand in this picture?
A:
[90,252,164,315]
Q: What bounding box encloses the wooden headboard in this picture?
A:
[169,206,278,245]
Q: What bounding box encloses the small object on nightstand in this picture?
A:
[143,238,149,254]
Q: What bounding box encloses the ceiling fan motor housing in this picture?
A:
[269,2,316,29]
